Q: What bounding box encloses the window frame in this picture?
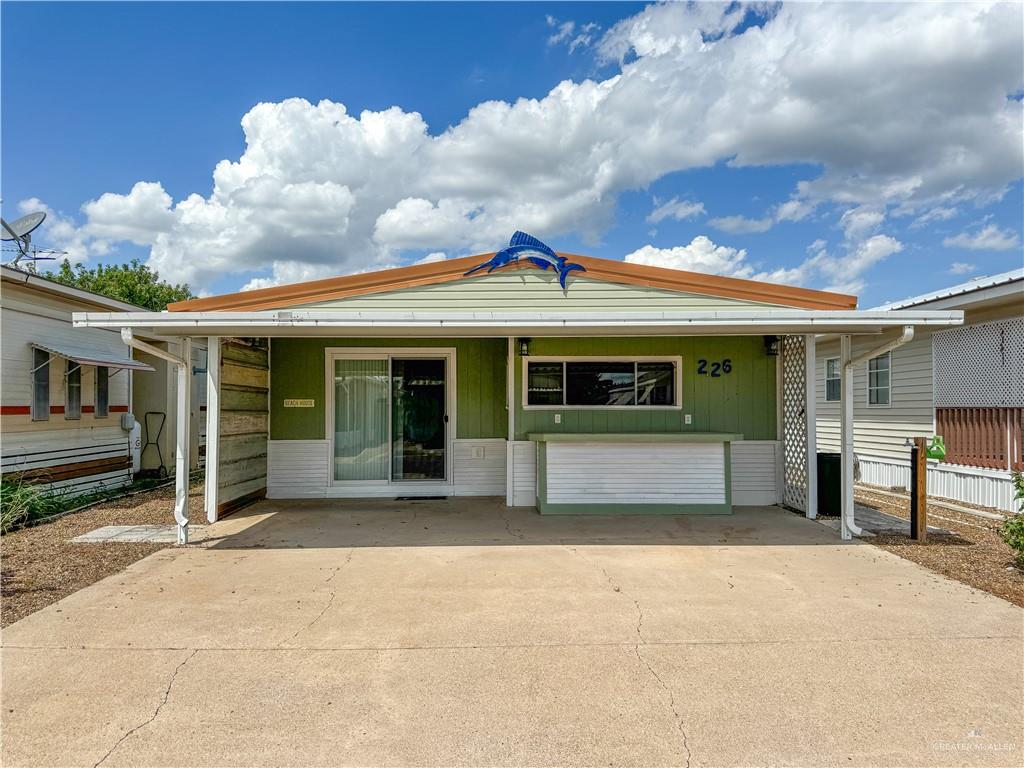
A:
[95,366,109,419]
[31,348,50,422]
[866,351,892,408]
[522,356,683,410]
[65,360,82,420]
[824,357,840,402]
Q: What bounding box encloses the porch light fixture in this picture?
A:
[518,338,531,356]
[763,335,780,356]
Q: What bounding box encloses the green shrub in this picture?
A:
[0,479,64,533]
[998,472,1024,565]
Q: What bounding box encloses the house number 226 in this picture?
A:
[697,359,732,377]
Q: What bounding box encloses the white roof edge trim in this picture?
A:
[73,309,964,330]
[873,268,1024,310]
[2,265,148,312]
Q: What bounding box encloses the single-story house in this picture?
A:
[1,265,205,494]
[73,237,964,543]
[815,268,1023,511]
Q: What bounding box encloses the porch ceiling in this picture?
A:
[74,308,964,338]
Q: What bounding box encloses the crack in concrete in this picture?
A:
[567,545,692,768]
[93,649,198,767]
[498,508,524,540]
[286,549,354,643]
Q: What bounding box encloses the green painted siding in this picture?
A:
[301,270,784,312]
[514,337,776,441]
[269,338,507,440]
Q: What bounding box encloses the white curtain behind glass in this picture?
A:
[334,358,389,481]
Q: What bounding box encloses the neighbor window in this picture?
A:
[95,366,109,418]
[526,359,678,407]
[867,352,891,406]
[65,361,82,419]
[825,358,840,401]
[31,348,50,421]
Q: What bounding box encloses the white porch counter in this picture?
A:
[527,432,742,514]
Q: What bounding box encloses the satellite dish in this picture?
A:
[1,212,46,241]
[1,210,60,268]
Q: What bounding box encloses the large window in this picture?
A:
[65,361,82,420]
[95,366,109,418]
[825,358,840,402]
[526,359,679,408]
[31,349,49,421]
[867,352,891,406]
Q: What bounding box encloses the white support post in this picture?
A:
[505,336,515,507]
[804,334,818,519]
[174,337,192,545]
[839,334,856,540]
[204,337,221,523]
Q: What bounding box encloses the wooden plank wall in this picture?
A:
[218,338,269,514]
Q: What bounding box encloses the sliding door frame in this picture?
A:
[325,347,457,494]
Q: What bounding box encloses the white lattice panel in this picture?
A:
[934,318,1024,407]
[781,335,807,511]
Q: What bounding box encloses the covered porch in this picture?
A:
[75,309,963,544]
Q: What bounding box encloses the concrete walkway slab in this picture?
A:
[3,500,1022,767]
[71,524,207,544]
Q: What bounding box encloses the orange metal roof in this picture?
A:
[168,252,857,312]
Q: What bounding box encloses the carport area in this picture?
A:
[2,499,1022,767]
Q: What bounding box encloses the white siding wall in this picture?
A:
[267,438,507,498]
[545,442,726,505]
[510,440,537,507]
[1,285,134,493]
[815,331,935,462]
[731,440,781,506]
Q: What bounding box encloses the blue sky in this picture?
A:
[3,2,1022,307]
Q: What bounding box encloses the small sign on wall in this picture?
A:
[283,398,315,408]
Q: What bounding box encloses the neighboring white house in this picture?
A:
[815,269,1023,511]
[1,266,204,495]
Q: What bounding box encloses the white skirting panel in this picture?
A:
[452,439,506,496]
[267,439,508,498]
[267,440,330,498]
[857,455,1015,512]
[510,441,537,507]
[731,440,781,506]
[546,442,726,505]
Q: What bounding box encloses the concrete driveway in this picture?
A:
[2,499,1021,767]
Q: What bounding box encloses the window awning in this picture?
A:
[31,342,155,372]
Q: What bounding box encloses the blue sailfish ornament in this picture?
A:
[464,231,586,289]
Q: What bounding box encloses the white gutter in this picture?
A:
[121,329,192,544]
[840,325,915,539]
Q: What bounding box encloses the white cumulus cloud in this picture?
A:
[27,1,1023,290]
[943,223,1021,251]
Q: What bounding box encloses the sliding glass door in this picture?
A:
[391,358,446,481]
[331,352,449,485]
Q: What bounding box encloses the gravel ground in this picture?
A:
[1,480,204,627]
[854,489,1024,608]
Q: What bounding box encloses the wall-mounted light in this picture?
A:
[763,335,780,357]
[518,338,531,357]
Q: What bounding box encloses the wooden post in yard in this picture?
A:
[910,437,927,541]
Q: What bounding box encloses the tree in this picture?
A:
[45,259,194,311]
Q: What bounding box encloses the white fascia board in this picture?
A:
[73,309,964,337]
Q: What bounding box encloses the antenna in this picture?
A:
[0,211,63,268]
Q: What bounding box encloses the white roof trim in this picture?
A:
[73,309,963,338]
[32,341,155,372]
[874,268,1024,310]
[2,265,148,312]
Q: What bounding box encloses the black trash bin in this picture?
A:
[817,452,841,516]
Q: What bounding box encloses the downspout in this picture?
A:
[121,329,192,544]
[840,325,914,538]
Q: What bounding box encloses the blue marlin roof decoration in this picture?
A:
[464,231,586,289]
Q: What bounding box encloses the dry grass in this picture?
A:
[856,490,1024,608]
[0,481,204,627]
